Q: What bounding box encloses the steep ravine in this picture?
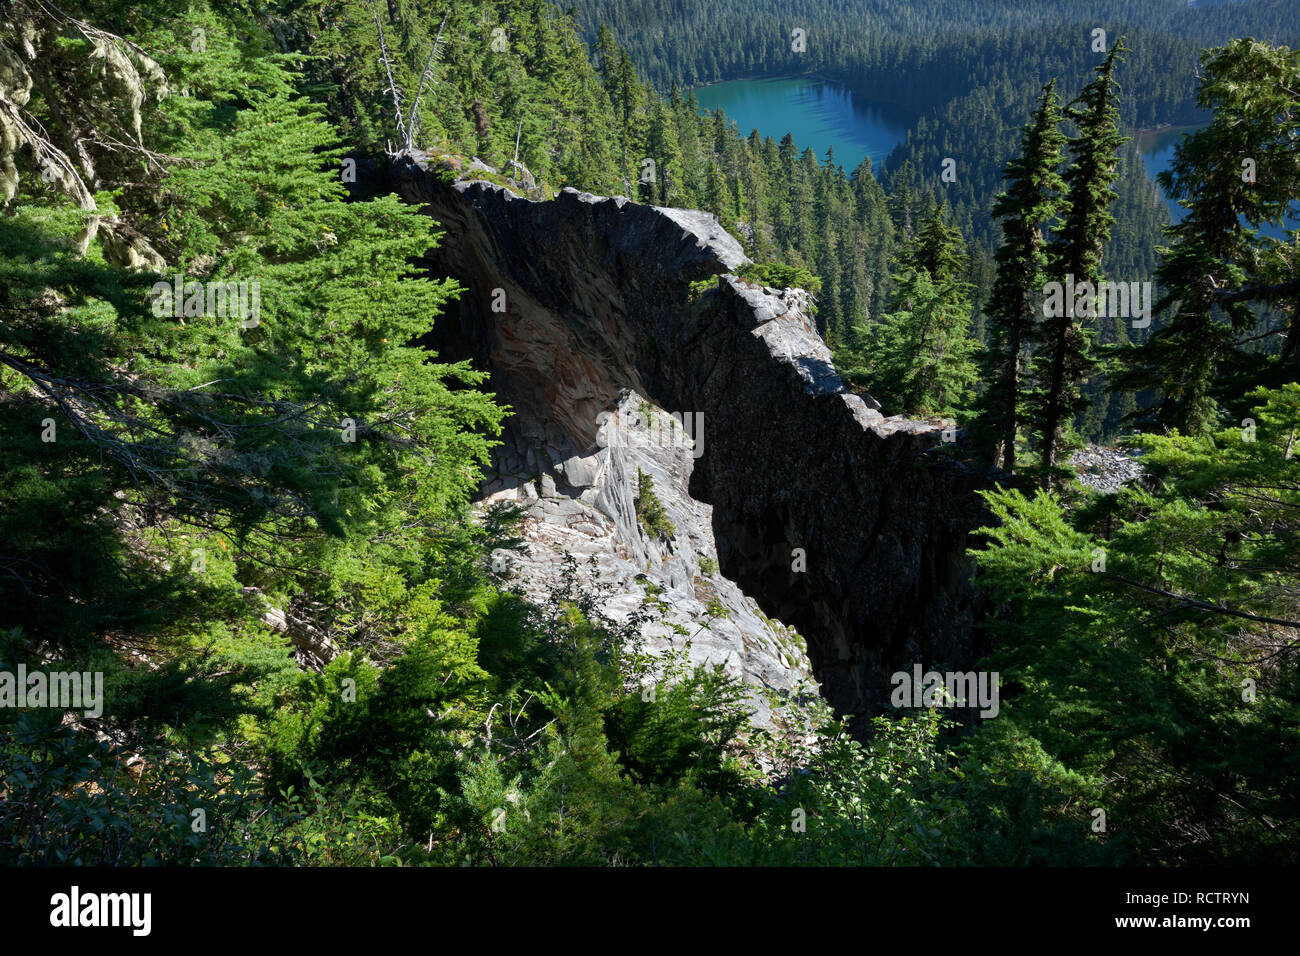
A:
[381,149,989,724]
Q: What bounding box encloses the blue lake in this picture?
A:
[692,76,911,173]
[1137,125,1206,224]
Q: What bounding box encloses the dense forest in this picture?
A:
[1,0,1298,868]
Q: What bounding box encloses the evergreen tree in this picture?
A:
[703,161,734,225]
[974,384,1300,864]
[1033,41,1126,480]
[976,81,1068,472]
[850,204,977,416]
[646,100,687,205]
[1119,40,1300,434]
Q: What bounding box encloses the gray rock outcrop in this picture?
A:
[1071,443,1145,493]
[481,389,815,727]
[385,150,988,726]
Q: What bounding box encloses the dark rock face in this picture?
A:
[388,150,988,722]
[694,281,987,718]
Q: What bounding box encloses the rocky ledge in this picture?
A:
[383,150,989,725]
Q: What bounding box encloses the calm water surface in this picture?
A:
[692,76,910,173]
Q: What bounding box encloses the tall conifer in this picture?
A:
[1033,41,1126,480]
[1119,40,1300,434]
[976,81,1068,472]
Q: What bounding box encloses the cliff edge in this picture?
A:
[385,150,987,724]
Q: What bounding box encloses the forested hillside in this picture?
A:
[567,0,1294,116]
[572,0,1300,439]
[1,0,1298,870]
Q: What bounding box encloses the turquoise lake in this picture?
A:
[695,76,1184,188]
[692,76,912,173]
[1137,125,1205,224]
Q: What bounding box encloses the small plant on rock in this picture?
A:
[635,469,676,541]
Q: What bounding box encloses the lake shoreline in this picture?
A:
[689,72,913,114]
[690,70,830,91]
[695,74,1202,147]
[1134,122,1204,153]
[689,75,916,172]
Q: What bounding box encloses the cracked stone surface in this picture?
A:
[480,391,814,726]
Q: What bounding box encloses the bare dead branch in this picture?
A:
[404,11,449,152]
[372,1,408,150]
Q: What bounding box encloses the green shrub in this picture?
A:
[738,261,822,293]
[635,469,676,540]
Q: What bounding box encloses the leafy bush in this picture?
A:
[737,261,822,292]
[634,469,676,541]
[0,712,389,865]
